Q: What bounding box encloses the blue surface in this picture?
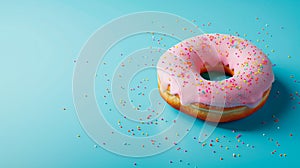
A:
[1,0,300,167]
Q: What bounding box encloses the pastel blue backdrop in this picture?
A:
[1,0,299,167]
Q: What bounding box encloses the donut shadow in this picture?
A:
[217,79,291,131]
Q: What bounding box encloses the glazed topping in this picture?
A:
[157,34,274,107]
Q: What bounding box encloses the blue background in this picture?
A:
[1,0,299,167]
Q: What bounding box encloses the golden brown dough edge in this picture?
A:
[158,81,271,123]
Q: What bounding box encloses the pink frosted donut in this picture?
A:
[157,33,274,122]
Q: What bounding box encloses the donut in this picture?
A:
[157,33,274,122]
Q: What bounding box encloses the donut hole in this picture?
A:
[200,64,234,81]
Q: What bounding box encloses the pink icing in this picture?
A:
[157,33,274,108]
